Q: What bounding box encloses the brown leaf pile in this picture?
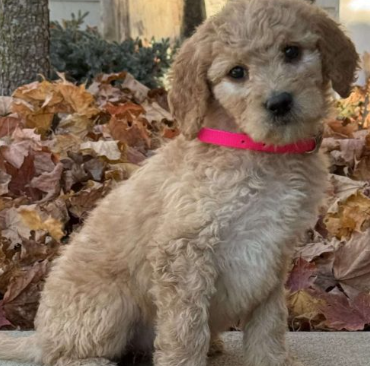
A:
[0,72,178,329]
[287,79,370,331]
[1,71,370,332]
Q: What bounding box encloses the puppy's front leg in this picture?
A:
[152,239,217,366]
[243,284,303,366]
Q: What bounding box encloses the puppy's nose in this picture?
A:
[266,92,293,117]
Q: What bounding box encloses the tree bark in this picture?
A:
[101,0,130,42]
[0,0,50,96]
[182,0,206,38]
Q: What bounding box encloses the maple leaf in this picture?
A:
[295,241,335,263]
[0,116,21,138]
[353,156,370,181]
[3,260,50,330]
[57,115,94,139]
[56,83,99,118]
[68,181,111,220]
[33,151,57,176]
[288,290,325,325]
[105,102,145,118]
[0,206,33,246]
[317,289,370,331]
[324,192,370,239]
[120,72,150,103]
[327,174,368,213]
[7,152,40,200]
[83,158,107,182]
[80,140,122,161]
[325,118,358,138]
[12,100,54,136]
[13,80,63,108]
[18,208,64,241]
[108,116,151,151]
[30,163,64,202]
[51,134,83,159]
[333,230,370,294]
[287,258,317,293]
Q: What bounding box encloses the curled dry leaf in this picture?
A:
[333,231,370,293]
[0,207,33,246]
[0,97,14,116]
[3,260,51,330]
[327,174,368,213]
[324,192,370,239]
[295,241,335,263]
[287,258,317,293]
[317,289,370,331]
[80,140,122,161]
[57,115,94,139]
[18,208,64,241]
[0,116,21,138]
[30,163,64,202]
[288,290,325,324]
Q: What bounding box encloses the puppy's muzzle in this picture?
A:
[266,92,293,117]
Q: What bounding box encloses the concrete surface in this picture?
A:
[0,331,369,366]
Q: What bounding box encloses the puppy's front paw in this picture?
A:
[208,336,224,357]
[283,356,304,366]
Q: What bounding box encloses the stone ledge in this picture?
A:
[0,331,369,366]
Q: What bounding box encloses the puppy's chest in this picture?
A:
[208,157,325,314]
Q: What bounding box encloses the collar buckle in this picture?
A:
[305,132,323,154]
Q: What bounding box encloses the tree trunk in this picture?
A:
[101,0,130,42]
[182,0,206,38]
[0,0,50,96]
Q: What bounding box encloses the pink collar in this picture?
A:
[198,128,321,154]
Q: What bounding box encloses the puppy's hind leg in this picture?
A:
[37,280,139,366]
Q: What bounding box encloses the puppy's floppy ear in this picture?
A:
[168,28,213,139]
[313,9,359,98]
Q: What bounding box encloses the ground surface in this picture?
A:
[0,331,369,366]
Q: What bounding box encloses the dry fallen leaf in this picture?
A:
[80,140,122,161]
[288,290,325,323]
[0,116,21,138]
[324,192,370,239]
[0,97,14,117]
[333,230,370,293]
[317,289,370,331]
[4,71,370,332]
[287,258,317,293]
[0,300,12,329]
[18,208,64,241]
[0,170,11,196]
[30,163,64,201]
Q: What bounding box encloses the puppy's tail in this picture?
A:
[0,332,42,363]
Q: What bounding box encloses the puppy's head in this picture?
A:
[169,0,359,145]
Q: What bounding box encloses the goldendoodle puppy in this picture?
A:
[0,0,358,366]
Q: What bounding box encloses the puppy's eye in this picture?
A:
[284,46,301,62]
[228,66,247,80]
